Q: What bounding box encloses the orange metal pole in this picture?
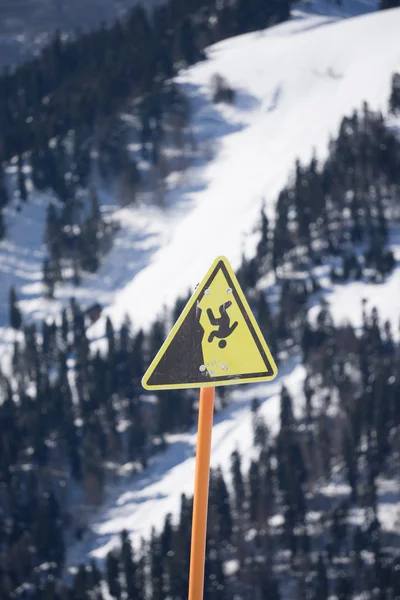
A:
[188,386,215,600]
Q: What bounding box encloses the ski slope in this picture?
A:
[91,6,400,336]
[1,7,400,349]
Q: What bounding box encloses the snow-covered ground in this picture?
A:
[89,6,400,336]
[1,0,400,572]
[64,4,400,566]
[2,7,400,352]
[307,225,400,337]
[66,359,305,569]
[309,258,400,336]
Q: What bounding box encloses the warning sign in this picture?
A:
[142,256,277,390]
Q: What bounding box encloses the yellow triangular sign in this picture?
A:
[142,256,278,390]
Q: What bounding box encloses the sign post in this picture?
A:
[142,256,277,599]
[188,386,215,600]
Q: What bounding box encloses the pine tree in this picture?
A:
[277,385,307,526]
[61,308,69,345]
[252,396,269,448]
[315,555,329,600]
[106,316,115,357]
[74,128,92,186]
[90,186,101,223]
[390,557,400,598]
[248,460,261,524]
[9,286,22,330]
[204,546,226,600]
[231,450,245,513]
[280,385,295,431]
[335,571,353,600]
[0,208,5,240]
[120,530,137,600]
[389,73,400,113]
[179,17,201,65]
[258,569,281,600]
[256,202,269,267]
[212,468,233,545]
[89,559,102,589]
[106,551,121,599]
[73,564,88,600]
[17,155,28,203]
[0,161,9,210]
[272,189,292,272]
[257,292,277,359]
[380,0,400,10]
[43,258,55,298]
[150,529,164,600]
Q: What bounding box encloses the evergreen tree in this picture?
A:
[210,468,233,545]
[389,73,400,113]
[0,162,9,211]
[280,385,295,431]
[335,571,353,600]
[248,459,261,524]
[256,202,269,267]
[272,189,292,272]
[120,530,138,600]
[180,17,202,65]
[106,316,115,357]
[106,551,121,599]
[0,208,5,240]
[257,291,277,359]
[315,555,329,600]
[17,155,28,203]
[380,0,400,9]
[9,286,22,330]
[150,529,164,600]
[204,547,226,600]
[231,450,245,513]
[43,258,56,298]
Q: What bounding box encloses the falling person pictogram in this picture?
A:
[206,301,239,348]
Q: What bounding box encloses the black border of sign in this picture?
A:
[142,256,278,390]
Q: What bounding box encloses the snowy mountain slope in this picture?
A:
[1,8,400,355]
[63,7,400,568]
[88,6,400,338]
[66,359,305,570]
[1,3,400,573]
[0,0,378,70]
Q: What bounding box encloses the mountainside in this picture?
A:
[2,5,399,354]
[97,5,400,334]
[0,0,379,71]
[0,0,161,69]
[1,3,400,600]
[48,0,400,574]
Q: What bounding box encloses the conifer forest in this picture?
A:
[0,0,400,599]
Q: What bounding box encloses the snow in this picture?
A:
[97,6,400,333]
[311,265,400,336]
[63,2,400,565]
[1,0,400,573]
[308,229,400,337]
[377,478,400,534]
[66,358,305,568]
[2,7,400,350]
